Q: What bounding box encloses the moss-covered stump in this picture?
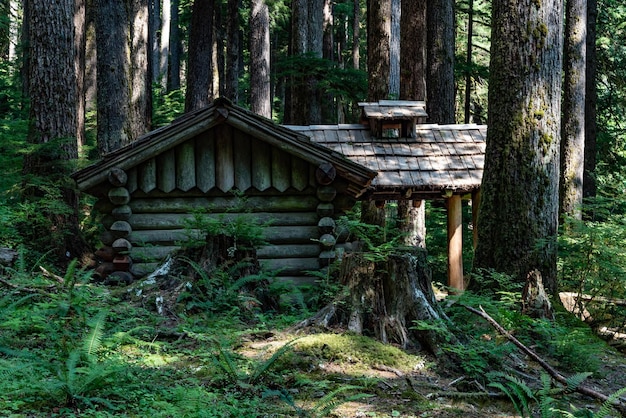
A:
[296,248,453,354]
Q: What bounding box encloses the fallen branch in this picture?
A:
[39,266,65,284]
[0,276,52,295]
[463,304,626,415]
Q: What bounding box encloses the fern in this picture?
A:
[248,338,299,384]
[82,311,107,358]
[309,385,371,418]
[488,372,536,417]
[595,386,626,418]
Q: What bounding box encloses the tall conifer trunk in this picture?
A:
[474,0,564,293]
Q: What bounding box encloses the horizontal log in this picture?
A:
[273,276,320,289]
[260,258,321,276]
[129,212,319,230]
[129,195,320,213]
[129,225,320,246]
[257,244,321,259]
[131,245,178,262]
[131,243,322,263]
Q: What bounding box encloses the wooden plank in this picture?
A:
[291,156,309,191]
[196,130,216,192]
[257,244,321,259]
[176,140,196,191]
[127,167,138,193]
[139,158,157,193]
[233,130,252,191]
[157,148,176,193]
[131,245,179,262]
[272,147,291,192]
[251,140,272,191]
[129,195,320,213]
[129,225,319,246]
[259,258,320,275]
[129,211,319,230]
[215,125,235,192]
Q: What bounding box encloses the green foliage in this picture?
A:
[152,86,185,128]
[181,193,269,250]
[559,195,626,331]
[488,371,626,418]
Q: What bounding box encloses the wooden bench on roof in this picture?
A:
[287,100,487,291]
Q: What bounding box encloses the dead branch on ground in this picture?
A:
[463,304,626,415]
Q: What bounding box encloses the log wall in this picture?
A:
[93,125,354,286]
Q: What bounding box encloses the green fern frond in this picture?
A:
[249,338,300,384]
[311,385,370,418]
[209,338,241,382]
[180,257,211,282]
[83,311,107,359]
[595,386,626,418]
[565,372,592,393]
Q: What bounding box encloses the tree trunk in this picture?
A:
[426,0,455,124]
[250,0,271,118]
[473,0,563,293]
[149,0,160,84]
[367,0,390,101]
[397,200,426,248]
[168,0,181,91]
[352,0,360,71]
[399,0,427,249]
[95,0,131,154]
[298,249,451,354]
[583,0,597,200]
[463,0,474,124]
[130,0,152,138]
[75,0,87,148]
[159,0,171,88]
[224,0,240,102]
[560,0,586,220]
[287,0,308,125]
[23,0,88,261]
[307,0,323,124]
[185,0,214,112]
[389,0,400,98]
[400,0,427,102]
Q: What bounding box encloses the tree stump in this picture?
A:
[297,248,454,354]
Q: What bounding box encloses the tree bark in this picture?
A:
[75,0,86,148]
[400,0,427,101]
[224,0,240,102]
[130,0,152,138]
[473,0,563,293]
[389,0,400,98]
[583,0,597,200]
[168,0,181,90]
[23,0,87,260]
[367,0,390,101]
[185,0,214,112]
[95,0,131,154]
[250,0,271,118]
[297,250,451,354]
[560,0,586,220]
[159,0,171,88]
[426,0,455,123]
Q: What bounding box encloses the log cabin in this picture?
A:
[72,98,486,290]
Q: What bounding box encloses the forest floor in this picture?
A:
[227,324,626,417]
[3,266,626,417]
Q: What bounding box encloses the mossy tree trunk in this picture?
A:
[473,0,563,294]
[560,0,586,220]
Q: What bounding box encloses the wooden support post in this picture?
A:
[447,194,464,291]
[472,190,481,251]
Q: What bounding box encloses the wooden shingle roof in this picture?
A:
[287,123,486,199]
